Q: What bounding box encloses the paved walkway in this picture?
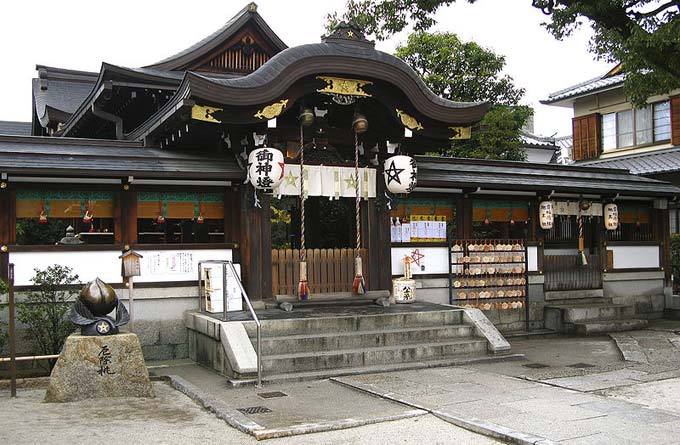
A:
[336,366,680,444]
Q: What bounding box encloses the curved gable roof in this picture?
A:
[143,2,287,71]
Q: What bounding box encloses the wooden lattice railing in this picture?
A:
[544,254,602,291]
[271,248,369,296]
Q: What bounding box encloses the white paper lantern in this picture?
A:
[604,203,619,230]
[384,155,417,194]
[248,147,284,190]
[539,201,554,230]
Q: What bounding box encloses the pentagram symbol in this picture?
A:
[95,321,110,335]
[283,170,298,187]
[410,249,425,267]
[385,160,405,185]
[344,174,357,190]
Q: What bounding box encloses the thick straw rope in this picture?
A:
[300,124,306,261]
[355,132,361,256]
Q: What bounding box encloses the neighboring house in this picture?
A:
[542,65,680,230]
[520,130,560,163]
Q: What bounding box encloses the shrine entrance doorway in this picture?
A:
[270,196,369,297]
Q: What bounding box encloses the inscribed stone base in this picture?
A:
[45,332,155,402]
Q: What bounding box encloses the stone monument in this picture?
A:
[45,278,154,402]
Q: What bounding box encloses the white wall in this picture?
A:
[9,248,233,286]
[391,247,449,276]
[609,245,660,269]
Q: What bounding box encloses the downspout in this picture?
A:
[91,103,124,140]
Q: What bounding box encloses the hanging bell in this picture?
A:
[352,113,368,134]
[298,108,315,127]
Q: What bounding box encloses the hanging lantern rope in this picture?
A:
[298,124,309,300]
[353,131,366,295]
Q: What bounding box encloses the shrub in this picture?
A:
[17,265,80,366]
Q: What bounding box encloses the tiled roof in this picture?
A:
[579,147,680,175]
[0,135,243,179]
[0,121,31,136]
[520,131,560,150]
[416,155,680,197]
[542,73,625,105]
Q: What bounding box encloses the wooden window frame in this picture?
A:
[601,100,671,151]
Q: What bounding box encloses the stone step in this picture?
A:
[545,304,636,323]
[574,318,648,335]
[244,310,464,336]
[261,338,488,373]
[229,353,526,386]
[256,324,475,355]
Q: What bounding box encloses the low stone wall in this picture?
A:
[0,286,197,362]
[604,271,667,319]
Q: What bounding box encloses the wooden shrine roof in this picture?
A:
[0,135,243,180]
[416,156,680,197]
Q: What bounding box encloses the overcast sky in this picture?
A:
[0,0,611,136]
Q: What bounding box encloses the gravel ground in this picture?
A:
[0,382,499,445]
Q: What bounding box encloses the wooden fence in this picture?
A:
[271,248,369,296]
[544,254,602,291]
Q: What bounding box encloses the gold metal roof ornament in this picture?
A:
[254,99,289,120]
[316,76,372,98]
[191,105,223,123]
[396,109,424,131]
[449,126,472,140]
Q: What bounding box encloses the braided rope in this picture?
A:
[355,132,361,257]
[300,124,306,261]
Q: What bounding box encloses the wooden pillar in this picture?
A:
[459,195,473,239]
[120,186,137,247]
[238,187,272,301]
[656,207,671,286]
[0,186,11,281]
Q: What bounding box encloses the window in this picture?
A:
[601,100,671,150]
[606,204,654,242]
[15,190,115,245]
[136,192,225,244]
[654,101,671,141]
[389,197,456,244]
[602,113,617,150]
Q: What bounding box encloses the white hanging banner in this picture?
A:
[272,164,376,199]
[552,201,603,216]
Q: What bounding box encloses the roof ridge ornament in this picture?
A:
[322,21,374,47]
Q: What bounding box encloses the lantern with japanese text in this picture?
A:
[539,201,554,230]
[248,147,285,190]
[383,155,417,194]
[604,203,619,230]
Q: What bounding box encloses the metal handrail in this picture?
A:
[197,260,262,387]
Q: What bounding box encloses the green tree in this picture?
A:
[532,0,680,107]
[329,0,680,106]
[396,31,531,160]
[17,265,79,366]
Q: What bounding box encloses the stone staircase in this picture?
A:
[545,299,648,335]
[240,308,506,382]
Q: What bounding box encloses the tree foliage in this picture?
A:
[396,31,530,160]
[328,0,680,106]
[17,265,79,365]
[532,0,680,107]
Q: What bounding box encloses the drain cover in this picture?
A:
[567,362,596,368]
[522,363,550,369]
[258,391,288,399]
[237,406,272,415]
